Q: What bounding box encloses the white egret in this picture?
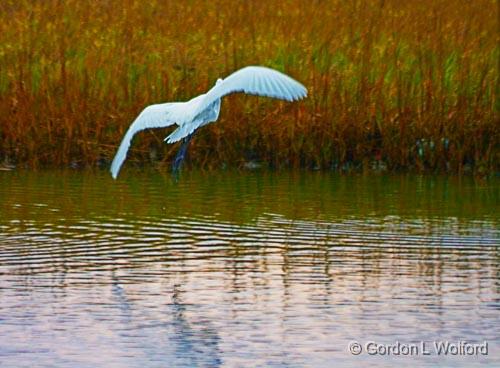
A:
[110,66,307,178]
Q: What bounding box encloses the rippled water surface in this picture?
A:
[0,170,498,367]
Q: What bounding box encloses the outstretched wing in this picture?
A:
[110,103,181,179]
[167,66,307,125]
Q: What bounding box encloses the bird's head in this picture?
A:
[216,78,223,86]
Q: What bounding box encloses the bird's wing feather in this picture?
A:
[209,66,307,102]
[110,102,181,179]
[203,65,307,110]
[168,66,307,124]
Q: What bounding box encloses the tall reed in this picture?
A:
[0,0,498,173]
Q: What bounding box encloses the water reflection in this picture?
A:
[0,170,498,367]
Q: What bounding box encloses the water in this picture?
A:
[0,170,498,367]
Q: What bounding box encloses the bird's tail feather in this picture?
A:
[165,123,200,144]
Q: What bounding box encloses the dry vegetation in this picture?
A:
[0,0,498,173]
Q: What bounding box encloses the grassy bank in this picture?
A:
[0,0,498,174]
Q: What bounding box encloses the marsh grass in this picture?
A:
[0,0,498,173]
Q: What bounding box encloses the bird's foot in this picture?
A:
[171,134,194,173]
[172,153,185,173]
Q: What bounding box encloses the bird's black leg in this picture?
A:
[172,133,194,173]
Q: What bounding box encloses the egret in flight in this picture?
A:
[110,66,307,178]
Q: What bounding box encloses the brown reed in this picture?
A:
[0,0,498,174]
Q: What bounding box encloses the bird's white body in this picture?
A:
[164,93,222,143]
[110,66,307,178]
